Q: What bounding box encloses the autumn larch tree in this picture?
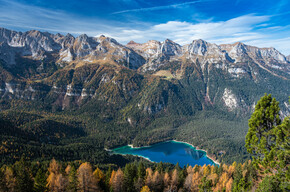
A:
[77,162,98,192]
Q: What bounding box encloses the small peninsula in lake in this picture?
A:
[111,140,217,167]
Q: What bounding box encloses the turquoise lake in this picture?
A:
[111,140,217,167]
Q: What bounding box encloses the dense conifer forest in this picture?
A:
[0,94,289,191]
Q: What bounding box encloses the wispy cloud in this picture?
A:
[112,0,207,14]
[104,14,290,55]
[0,0,289,55]
[0,0,118,36]
[107,15,269,44]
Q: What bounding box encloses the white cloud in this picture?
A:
[107,15,269,44]
[246,37,290,56]
[104,14,290,55]
[111,0,207,14]
[0,0,289,55]
[0,0,115,36]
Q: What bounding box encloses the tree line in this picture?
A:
[0,94,288,191]
[0,157,258,192]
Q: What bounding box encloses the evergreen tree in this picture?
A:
[105,166,112,192]
[4,166,16,192]
[137,162,146,180]
[232,163,243,191]
[67,166,78,192]
[246,94,289,190]
[245,94,281,168]
[217,163,223,176]
[134,162,146,192]
[34,169,48,192]
[199,176,213,192]
[156,162,163,173]
[14,157,34,192]
[178,167,187,189]
[0,168,8,192]
[256,176,277,192]
[123,163,137,192]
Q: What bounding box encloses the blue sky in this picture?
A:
[0,0,289,55]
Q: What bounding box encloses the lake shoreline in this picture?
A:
[105,147,154,163]
[171,140,220,165]
[108,139,220,166]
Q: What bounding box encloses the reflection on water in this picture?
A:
[111,140,215,167]
[184,147,205,160]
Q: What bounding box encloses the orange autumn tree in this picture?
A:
[77,162,98,192]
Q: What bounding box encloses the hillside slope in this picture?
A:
[0,28,289,164]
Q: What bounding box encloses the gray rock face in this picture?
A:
[185,39,209,56]
[128,39,289,76]
[0,28,289,117]
[0,27,289,75]
[127,39,183,71]
[286,55,290,62]
[0,28,145,69]
[161,39,182,56]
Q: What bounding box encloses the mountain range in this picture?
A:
[0,27,289,164]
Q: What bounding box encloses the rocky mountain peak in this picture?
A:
[186,39,209,56]
[76,34,89,41]
[259,47,287,63]
[53,33,64,41]
[25,30,42,36]
[229,42,248,59]
[127,40,140,45]
[65,33,74,38]
[232,42,245,46]
[0,27,289,76]
[164,39,174,43]
[95,35,120,47]
[161,39,182,56]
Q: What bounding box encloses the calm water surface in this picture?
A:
[111,140,216,167]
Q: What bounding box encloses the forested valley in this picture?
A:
[0,94,289,192]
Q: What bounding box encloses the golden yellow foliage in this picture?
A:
[48,159,60,175]
[5,167,16,191]
[65,165,71,175]
[191,172,201,192]
[93,167,105,184]
[145,168,153,188]
[203,165,211,176]
[77,162,98,192]
[225,178,233,192]
[163,172,170,189]
[186,166,193,174]
[109,170,116,187]
[140,185,151,192]
[227,165,235,177]
[110,168,124,192]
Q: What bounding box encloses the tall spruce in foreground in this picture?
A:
[14,157,34,192]
[33,169,48,192]
[246,94,281,166]
[67,166,78,192]
[245,94,289,191]
[0,168,8,192]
